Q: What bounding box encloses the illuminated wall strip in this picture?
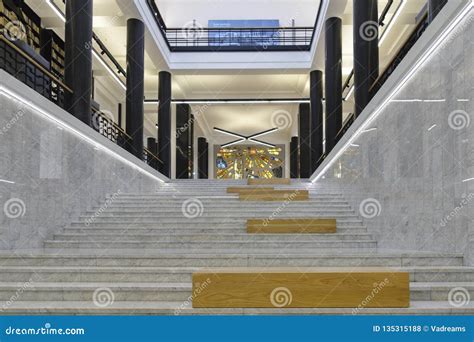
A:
[379,0,407,46]
[0,86,166,183]
[311,3,472,183]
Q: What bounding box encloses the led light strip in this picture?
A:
[46,0,126,91]
[0,86,166,183]
[311,3,473,183]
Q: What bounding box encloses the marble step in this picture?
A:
[53,233,375,242]
[0,282,190,302]
[0,253,463,267]
[63,227,370,235]
[102,203,353,209]
[411,283,474,301]
[109,198,349,204]
[94,204,355,210]
[74,217,365,224]
[114,191,337,197]
[2,266,474,283]
[80,211,359,218]
[0,281,472,303]
[2,300,474,315]
[43,240,378,249]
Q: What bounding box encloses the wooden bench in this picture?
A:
[247,218,336,233]
[192,268,409,308]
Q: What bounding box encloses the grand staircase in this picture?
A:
[1,180,473,314]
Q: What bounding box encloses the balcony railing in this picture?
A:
[164,26,314,52]
[1,33,162,172]
[146,0,319,52]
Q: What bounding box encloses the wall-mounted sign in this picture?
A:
[208,20,280,47]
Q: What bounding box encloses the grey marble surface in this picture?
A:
[315,8,474,263]
[0,89,163,251]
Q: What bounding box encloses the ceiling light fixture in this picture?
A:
[214,127,277,148]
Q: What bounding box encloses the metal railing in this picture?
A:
[370,13,429,97]
[1,32,164,173]
[146,0,319,52]
[144,148,163,171]
[0,34,71,108]
[164,26,314,51]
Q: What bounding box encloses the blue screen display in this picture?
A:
[208,20,280,47]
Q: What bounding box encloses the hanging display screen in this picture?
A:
[208,20,280,47]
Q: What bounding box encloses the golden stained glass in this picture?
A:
[216,145,284,179]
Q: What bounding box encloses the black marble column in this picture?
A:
[428,0,448,23]
[353,0,379,116]
[197,137,209,179]
[158,71,172,177]
[65,0,93,125]
[147,137,158,169]
[176,104,193,179]
[298,103,311,178]
[325,17,343,154]
[290,136,299,178]
[310,70,324,172]
[125,18,145,159]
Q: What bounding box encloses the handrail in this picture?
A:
[369,12,429,94]
[144,147,163,164]
[166,26,313,31]
[0,34,73,93]
[336,113,355,139]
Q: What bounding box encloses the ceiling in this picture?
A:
[154,0,322,28]
[26,0,429,143]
